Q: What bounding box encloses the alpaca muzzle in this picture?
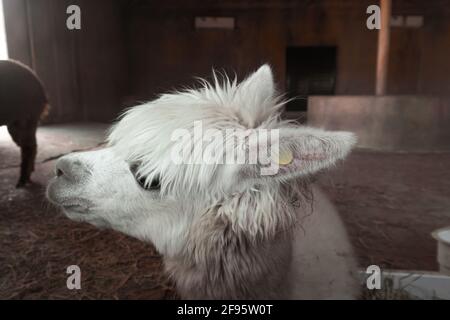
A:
[55,156,92,183]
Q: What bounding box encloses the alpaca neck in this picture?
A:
[164,229,294,299]
[163,184,309,298]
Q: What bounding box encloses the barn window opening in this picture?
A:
[285,46,337,113]
[0,0,8,59]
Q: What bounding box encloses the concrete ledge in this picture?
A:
[308,96,450,152]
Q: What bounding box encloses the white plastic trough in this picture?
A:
[358,227,450,299]
[382,271,450,300]
[432,227,450,276]
[361,270,450,300]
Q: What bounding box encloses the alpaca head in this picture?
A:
[46,65,356,257]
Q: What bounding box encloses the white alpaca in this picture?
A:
[47,65,359,299]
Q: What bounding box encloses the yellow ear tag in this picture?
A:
[277,149,294,165]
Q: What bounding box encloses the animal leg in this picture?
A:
[6,120,21,146]
[7,120,38,188]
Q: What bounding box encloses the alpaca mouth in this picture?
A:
[46,178,93,214]
[47,194,92,214]
[61,202,90,214]
[56,197,93,214]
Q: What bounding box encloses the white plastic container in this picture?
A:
[432,227,450,276]
[360,270,450,299]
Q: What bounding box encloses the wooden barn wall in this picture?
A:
[3,0,450,123]
[2,0,127,123]
[127,1,378,100]
[416,11,450,95]
[127,0,450,101]
[387,3,450,95]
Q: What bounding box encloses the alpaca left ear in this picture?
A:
[236,126,357,182]
[238,64,275,100]
[236,65,277,126]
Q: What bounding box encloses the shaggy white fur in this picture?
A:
[47,65,359,299]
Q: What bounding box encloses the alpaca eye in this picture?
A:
[145,175,161,190]
[129,164,161,191]
[136,174,161,191]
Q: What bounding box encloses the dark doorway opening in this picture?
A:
[285,46,337,112]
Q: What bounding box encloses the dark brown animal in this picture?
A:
[0,60,49,187]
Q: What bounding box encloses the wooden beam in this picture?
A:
[376,0,392,95]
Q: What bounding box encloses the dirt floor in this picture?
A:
[317,150,450,271]
[0,124,176,299]
[0,123,449,299]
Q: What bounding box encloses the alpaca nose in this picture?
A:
[55,156,91,182]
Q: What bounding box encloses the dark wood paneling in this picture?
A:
[3,0,33,67]
[127,1,378,101]
[3,0,450,123]
[3,0,127,123]
[388,27,422,94]
[76,0,127,122]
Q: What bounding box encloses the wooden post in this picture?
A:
[375,0,391,95]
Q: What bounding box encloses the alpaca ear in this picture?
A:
[236,127,357,182]
[236,65,276,126]
[238,64,275,100]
